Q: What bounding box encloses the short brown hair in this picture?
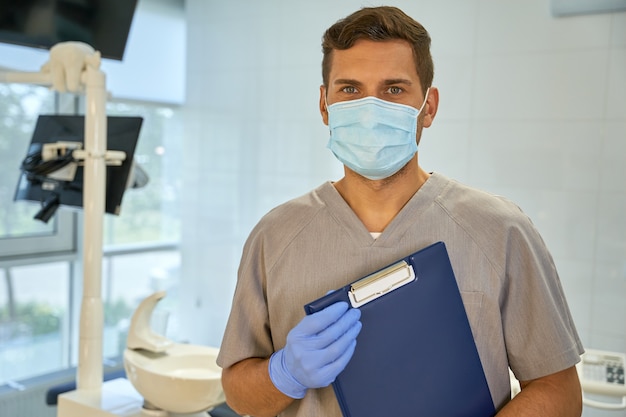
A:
[321,6,434,94]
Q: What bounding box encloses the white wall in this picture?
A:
[181,2,625,413]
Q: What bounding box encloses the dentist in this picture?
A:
[217,6,583,417]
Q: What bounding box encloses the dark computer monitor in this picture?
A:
[0,0,138,60]
[14,114,143,222]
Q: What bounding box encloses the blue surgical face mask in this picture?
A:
[326,89,429,180]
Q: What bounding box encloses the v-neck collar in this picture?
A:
[318,173,448,248]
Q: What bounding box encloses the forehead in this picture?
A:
[328,39,419,84]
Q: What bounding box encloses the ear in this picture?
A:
[319,85,329,126]
[421,87,439,128]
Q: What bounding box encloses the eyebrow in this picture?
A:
[332,78,413,86]
[383,78,413,86]
[333,79,364,87]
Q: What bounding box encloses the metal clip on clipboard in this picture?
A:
[348,260,416,308]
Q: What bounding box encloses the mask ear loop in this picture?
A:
[417,87,430,115]
[324,92,332,133]
[414,87,432,152]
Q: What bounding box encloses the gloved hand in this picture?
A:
[269,301,362,399]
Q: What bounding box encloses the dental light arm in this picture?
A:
[0,41,97,90]
[1,41,116,393]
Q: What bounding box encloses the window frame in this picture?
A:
[0,210,76,259]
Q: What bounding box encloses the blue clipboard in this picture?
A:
[304,241,496,417]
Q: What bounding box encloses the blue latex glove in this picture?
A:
[269,301,362,399]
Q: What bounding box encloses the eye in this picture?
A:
[386,86,403,95]
[341,86,358,94]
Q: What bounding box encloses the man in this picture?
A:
[217,6,584,417]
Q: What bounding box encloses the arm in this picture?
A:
[221,302,362,417]
[498,366,582,416]
[222,357,293,417]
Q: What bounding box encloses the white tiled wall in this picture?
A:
[182,1,625,414]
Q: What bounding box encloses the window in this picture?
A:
[0,84,75,258]
[104,102,182,246]
[0,0,186,387]
[100,100,184,360]
[102,248,181,359]
[0,86,184,384]
[0,262,71,381]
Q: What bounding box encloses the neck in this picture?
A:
[334,159,430,233]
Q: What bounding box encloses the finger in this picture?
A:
[315,308,361,346]
[303,309,361,351]
[316,338,359,387]
[324,318,362,358]
[297,301,350,335]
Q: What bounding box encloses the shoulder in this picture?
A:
[433,175,531,231]
[240,182,332,267]
[431,175,547,268]
[257,182,330,232]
